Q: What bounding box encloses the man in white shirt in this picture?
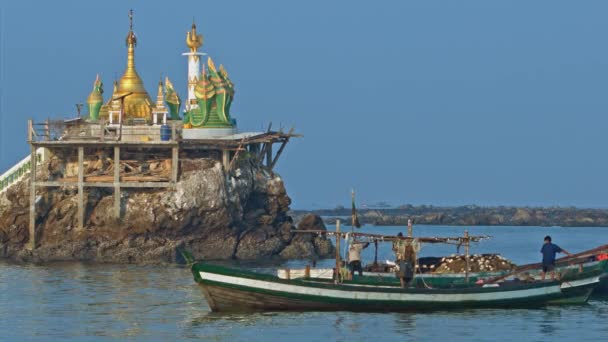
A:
[348,241,370,277]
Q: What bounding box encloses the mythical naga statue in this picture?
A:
[164,77,181,120]
[184,57,235,128]
[87,74,104,120]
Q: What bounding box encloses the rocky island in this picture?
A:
[0,14,333,264]
[0,156,333,263]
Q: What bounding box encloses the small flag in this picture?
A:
[351,190,361,228]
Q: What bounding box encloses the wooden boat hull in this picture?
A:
[192,263,600,312]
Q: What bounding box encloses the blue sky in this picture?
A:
[1,1,608,209]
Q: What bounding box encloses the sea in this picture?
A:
[1,225,608,341]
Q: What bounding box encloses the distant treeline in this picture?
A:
[290,205,608,227]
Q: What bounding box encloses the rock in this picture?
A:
[0,157,333,263]
[296,214,327,231]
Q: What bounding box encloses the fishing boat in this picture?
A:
[190,261,601,312]
[188,223,602,312]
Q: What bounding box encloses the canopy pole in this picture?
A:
[374,240,378,266]
[335,219,341,284]
[407,219,413,237]
[464,230,470,283]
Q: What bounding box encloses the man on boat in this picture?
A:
[393,232,420,288]
[541,235,572,280]
[348,240,370,278]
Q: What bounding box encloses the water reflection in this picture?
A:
[538,309,561,336]
[2,224,608,341]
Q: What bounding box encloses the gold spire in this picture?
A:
[111,81,121,110]
[155,78,167,111]
[117,9,152,119]
[186,20,204,53]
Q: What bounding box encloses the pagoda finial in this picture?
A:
[155,78,167,110]
[186,20,203,53]
[129,9,134,31]
[126,9,137,46]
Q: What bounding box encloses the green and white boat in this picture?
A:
[190,261,601,312]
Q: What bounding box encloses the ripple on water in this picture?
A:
[2,225,608,341]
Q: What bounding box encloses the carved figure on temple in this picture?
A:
[164,77,182,120]
[87,74,104,120]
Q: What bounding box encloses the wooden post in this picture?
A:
[27,119,33,142]
[222,149,230,171]
[77,146,84,230]
[44,119,50,141]
[335,219,341,283]
[266,143,273,167]
[464,230,470,283]
[407,219,413,237]
[171,122,177,141]
[305,264,311,278]
[269,139,288,170]
[171,147,179,183]
[27,145,37,250]
[100,119,105,141]
[374,240,378,266]
[113,146,121,219]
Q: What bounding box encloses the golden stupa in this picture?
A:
[101,10,153,120]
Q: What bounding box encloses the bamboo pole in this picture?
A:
[407,219,413,237]
[335,219,341,284]
[77,147,84,230]
[464,230,470,283]
[374,240,378,266]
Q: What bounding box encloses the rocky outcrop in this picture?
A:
[295,204,608,227]
[0,156,333,263]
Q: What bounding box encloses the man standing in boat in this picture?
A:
[393,232,420,288]
[541,235,572,280]
[348,240,369,278]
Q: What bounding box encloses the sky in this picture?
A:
[1,1,608,209]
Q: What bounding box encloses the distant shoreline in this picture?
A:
[290,205,608,227]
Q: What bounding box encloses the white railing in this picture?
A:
[0,148,46,195]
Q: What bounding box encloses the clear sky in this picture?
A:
[1,1,608,209]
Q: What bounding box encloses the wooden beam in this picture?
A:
[35,181,77,187]
[266,143,273,167]
[270,139,289,169]
[28,145,37,250]
[77,146,84,230]
[227,139,247,171]
[116,182,175,188]
[172,147,179,182]
[114,146,121,219]
[222,149,230,171]
[257,143,269,165]
[27,119,33,142]
[35,181,174,188]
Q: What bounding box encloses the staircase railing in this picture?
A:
[0,148,46,195]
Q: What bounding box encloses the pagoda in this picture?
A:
[94,10,157,123]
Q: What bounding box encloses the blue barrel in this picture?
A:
[160,125,171,141]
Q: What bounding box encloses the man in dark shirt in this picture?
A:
[541,235,572,280]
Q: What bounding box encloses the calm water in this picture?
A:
[1,225,608,341]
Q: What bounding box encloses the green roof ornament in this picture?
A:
[164,77,181,120]
[87,74,104,120]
